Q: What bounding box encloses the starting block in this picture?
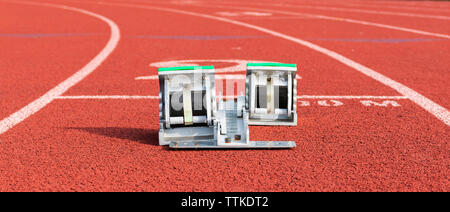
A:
[158,64,297,149]
[246,63,297,126]
[158,65,216,146]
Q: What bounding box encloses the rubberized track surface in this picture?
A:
[0,0,448,191]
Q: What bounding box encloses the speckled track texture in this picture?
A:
[0,0,448,191]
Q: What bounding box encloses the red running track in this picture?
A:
[0,0,448,191]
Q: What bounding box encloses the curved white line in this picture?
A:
[297,95,408,99]
[0,1,120,134]
[93,1,450,126]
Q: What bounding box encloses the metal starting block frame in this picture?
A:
[158,64,297,149]
[158,66,216,146]
[246,63,297,126]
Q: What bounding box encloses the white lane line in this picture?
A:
[91,1,450,126]
[134,75,247,80]
[197,4,450,39]
[56,95,158,99]
[56,95,408,100]
[135,75,159,80]
[0,1,120,135]
[298,95,408,99]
